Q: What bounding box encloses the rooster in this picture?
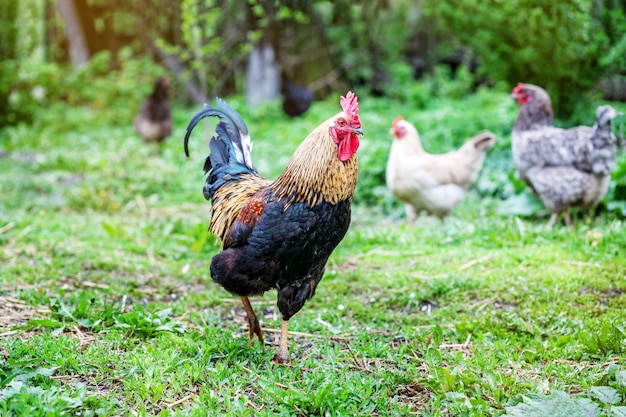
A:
[183,92,363,363]
[387,117,495,223]
[512,83,620,228]
[134,76,172,153]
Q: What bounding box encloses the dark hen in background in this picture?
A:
[281,81,313,117]
[134,76,172,153]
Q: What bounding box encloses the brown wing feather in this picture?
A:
[210,174,273,245]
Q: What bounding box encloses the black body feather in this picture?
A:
[211,197,351,320]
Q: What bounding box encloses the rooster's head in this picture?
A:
[330,91,363,162]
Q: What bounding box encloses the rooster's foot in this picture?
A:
[272,352,291,365]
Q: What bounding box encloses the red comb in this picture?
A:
[512,82,524,94]
[340,91,361,127]
[392,116,403,128]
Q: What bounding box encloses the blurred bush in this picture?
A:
[0,47,167,129]
[422,0,626,118]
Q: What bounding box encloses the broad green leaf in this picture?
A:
[504,390,600,417]
[158,308,173,321]
[29,366,58,378]
[589,386,620,405]
[611,406,626,417]
[431,325,443,347]
[21,318,64,329]
[497,192,545,217]
[442,367,456,392]
[424,347,442,366]
[0,380,23,400]
[101,220,123,237]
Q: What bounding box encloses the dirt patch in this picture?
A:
[578,284,626,304]
[0,296,51,333]
[467,296,518,312]
[599,286,624,300]
[0,295,100,351]
[396,382,432,413]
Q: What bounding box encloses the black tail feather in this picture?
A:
[184,98,256,202]
[184,104,219,157]
[184,100,249,151]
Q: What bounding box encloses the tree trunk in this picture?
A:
[153,44,207,105]
[245,41,281,107]
[56,0,99,65]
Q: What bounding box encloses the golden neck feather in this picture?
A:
[272,113,359,207]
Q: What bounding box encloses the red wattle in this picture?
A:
[338,134,360,161]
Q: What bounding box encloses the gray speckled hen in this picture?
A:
[512,83,619,228]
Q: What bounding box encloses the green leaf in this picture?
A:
[441,367,456,392]
[607,201,626,216]
[431,325,444,347]
[155,324,173,332]
[157,308,172,321]
[20,318,64,329]
[589,386,620,405]
[29,366,58,378]
[101,220,126,237]
[611,406,626,417]
[497,192,545,217]
[424,347,442,366]
[504,390,600,417]
[0,380,24,400]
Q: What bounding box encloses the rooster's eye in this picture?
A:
[337,119,347,127]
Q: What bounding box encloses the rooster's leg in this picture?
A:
[272,316,291,364]
[240,296,263,344]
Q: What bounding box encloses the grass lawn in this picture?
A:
[1,90,625,416]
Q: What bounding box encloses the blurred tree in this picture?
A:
[57,0,97,65]
[0,1,19,127]
[0,2,20,62]
[246,0,348,103]
[155,1,413,103]
[154,0,249,103]
[0,0,47,127]
[52,0,181,66]
[156,0,349,103]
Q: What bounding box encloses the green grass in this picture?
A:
[1,90,625,416]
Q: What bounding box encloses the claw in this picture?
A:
[272,352,291,365]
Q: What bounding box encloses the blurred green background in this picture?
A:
[2,0,626,124]
[1,0,626,216]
